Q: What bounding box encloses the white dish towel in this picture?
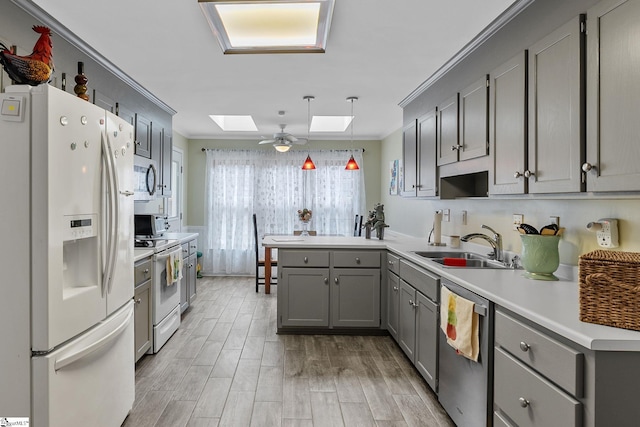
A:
[166,250,183,286]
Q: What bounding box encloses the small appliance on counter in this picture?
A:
[135,214,169,238]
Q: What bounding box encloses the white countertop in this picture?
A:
[134,248,154,262]
[163,232,199,244]
[263,232,640,351]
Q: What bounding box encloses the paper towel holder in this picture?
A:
[428,210,447,246]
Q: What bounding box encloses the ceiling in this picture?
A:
[31,0,515,142]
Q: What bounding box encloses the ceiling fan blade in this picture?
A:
[258,139,276,144]
[284,135,298,142]
[293,138,308,145]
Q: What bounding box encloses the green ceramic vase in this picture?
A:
[520,234,561,281]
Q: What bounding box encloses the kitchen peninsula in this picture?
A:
[263,232,640,427]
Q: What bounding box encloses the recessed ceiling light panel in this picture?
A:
[199,0,335,54]
[209,115,258,131]
[310,115,353,132]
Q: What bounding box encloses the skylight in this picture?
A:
[198,0,335,54]
[209,115,258,131]
[310,115,353,132]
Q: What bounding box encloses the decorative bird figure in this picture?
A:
[0,25,53,86]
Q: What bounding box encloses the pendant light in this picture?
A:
[302,95,316,170]
[345,96,360,170]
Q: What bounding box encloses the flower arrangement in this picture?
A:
[297,208,312,222]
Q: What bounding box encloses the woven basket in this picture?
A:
[579,250,640,331]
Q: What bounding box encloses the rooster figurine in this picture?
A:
[0,25,53,86]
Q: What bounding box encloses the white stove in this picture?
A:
[136,236,182,353]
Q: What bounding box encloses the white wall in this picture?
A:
[380,131,640,266]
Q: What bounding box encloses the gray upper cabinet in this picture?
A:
[93,89,115,113]
[417,109,438,197]
[459,76,489,162]
[586,0,640,191]
[117,103,135,126]
[489,51,528,195]
[401,120,418,197]
[134,113,152,159]
[528,16,585,194]
[436,94,459,166]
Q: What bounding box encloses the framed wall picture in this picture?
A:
[389,160,398,195]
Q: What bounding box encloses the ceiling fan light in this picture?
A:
[302,154,316,170]
[274,144,291,152]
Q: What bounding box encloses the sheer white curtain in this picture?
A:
[203,149,365,275]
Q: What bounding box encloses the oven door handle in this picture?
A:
[154,248,182,262]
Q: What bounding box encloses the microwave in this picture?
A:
[134,214,167,237]
[133,156,157,201]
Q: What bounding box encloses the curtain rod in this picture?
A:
[201,148,365,152]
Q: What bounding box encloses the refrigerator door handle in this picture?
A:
[53,304,133,372]
[105,131,121,295]
[101,131,117,296]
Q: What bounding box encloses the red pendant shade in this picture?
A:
[345,154,359,170]
[302,154,316,170]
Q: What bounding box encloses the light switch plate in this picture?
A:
[513,214,523,231]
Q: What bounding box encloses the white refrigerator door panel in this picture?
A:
[31,85,107,351]
[32,301,135,427]
[105,111,134,315]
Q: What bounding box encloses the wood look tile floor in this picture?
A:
[124,277,455,427]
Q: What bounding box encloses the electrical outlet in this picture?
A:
[550,216,560,226]
[443,209,451,222]
[513,214,524,231]
[461,210,467,225]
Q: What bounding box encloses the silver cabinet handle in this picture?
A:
[451,144,462,151]
[355,257,360,264]
[393,286,399,292]
[519,341,530,352]
[189,263,194,268]
[135,298,142,305]
[388,260,394,265]
[514,171,523,178]
[144,268,149,274]
[409,299,417,308]
[304,256,308,263]
[119,190,134,196]
[324,277,328,285]
[524,170,535,178]
[135,140,141,146]
[190,245,197,249]
[519,397,530,408]
[334,277,339,285]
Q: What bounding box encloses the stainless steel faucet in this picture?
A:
[461,224,503,262]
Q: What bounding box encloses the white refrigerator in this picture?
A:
[0,84,135,426]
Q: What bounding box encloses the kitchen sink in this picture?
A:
[413,251,486,260]
[412,251,510,269]
[431,258,509,269]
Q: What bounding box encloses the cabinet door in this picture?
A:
[134,113,152,159]
[188,253,197,303]
[134,280,152,361]
[437,94,459,166]
[417,109,438,197]
[415,292,438,391]
[459,76,489,161]
[331,268,380,328]
[387,272,400,340]
[398,280,416,362]
[280,268,330,327]
[93,89,115,113]
[528,16,584,193]
[400,120,417,197]
[160,129,172,197]
[586,0,640,191]
[180,262,188,313]
[489,52,528,194]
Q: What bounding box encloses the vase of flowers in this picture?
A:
[297,208,312,236]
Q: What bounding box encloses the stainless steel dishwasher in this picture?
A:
[438,279,494,427]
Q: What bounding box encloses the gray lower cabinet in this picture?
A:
[393,258,440,391]
[180,239,198,313]
[134,257,153,362]
[494,307,640,427]
[280,267,330,327]
[278,249,381,329]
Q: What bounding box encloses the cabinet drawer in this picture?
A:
[493,411,515,427]
[134,258,152,286]
[399,260,439,301]
[387,252,400,275]
[494,347,582,427]
[279,250,329,267]
[495,310,583,396]
[332,251,380,268]
[181,242,189,260]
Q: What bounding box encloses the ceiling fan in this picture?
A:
[258,124,308,152]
